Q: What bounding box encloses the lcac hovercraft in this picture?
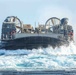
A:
[0,16,74,50]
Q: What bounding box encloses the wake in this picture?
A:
[0,42,75,56]
[0,42,76,71]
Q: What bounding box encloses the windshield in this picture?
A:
[2,23,15,28]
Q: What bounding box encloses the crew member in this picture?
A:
[68,30,73,41]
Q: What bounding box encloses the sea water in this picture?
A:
[0,42,76,71]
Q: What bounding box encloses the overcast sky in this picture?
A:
[0,0,76,39]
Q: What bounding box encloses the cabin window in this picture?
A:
[60,30,64,34]
[3,24,15,28]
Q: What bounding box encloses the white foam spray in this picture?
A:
[0,42,76,71]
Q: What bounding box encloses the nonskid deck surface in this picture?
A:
[0,36,68,50]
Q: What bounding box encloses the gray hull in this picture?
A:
[0,36,68,50]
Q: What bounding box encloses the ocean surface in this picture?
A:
[0,42,76,71]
